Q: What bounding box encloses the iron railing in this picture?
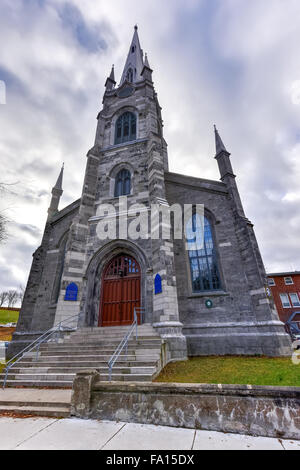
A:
[2,313,80,389]
[108,307,145,381]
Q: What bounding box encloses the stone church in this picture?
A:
[9,26,291,362]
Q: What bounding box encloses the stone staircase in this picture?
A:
[0,324,163,389]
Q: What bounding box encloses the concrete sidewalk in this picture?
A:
[0,417,299,450]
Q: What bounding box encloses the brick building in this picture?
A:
[9,26,291,360]
[267,272,300,326]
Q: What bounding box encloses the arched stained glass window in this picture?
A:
[186,215,221,292]
[115,169,131,197]
[115,112,137,145]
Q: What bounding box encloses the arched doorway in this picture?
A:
[99,254,141,327]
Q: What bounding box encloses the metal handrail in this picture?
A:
[2,312,80,389]
[107,307,145,382]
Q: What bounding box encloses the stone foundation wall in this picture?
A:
[71,373,300,440]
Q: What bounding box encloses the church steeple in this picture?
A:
[120,25,144,85]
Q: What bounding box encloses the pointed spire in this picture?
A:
[144,53,150,69]
[54,163,64,191]
[141,52,153,82]
[105,64,116,91]
[48,164,64,221]
[214,125,230,156]
[109,64,115,82]
[120,25,144,85]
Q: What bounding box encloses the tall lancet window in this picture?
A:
[126,68,134,82]
[115,169,131,197]
[186,215,221,292]
[115,112,137,145]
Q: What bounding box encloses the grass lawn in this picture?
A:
[155,356,300,387]
[0,310,19,325]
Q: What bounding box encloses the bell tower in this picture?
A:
[53,26,188,363]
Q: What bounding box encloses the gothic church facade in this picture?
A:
[9,27,291,360]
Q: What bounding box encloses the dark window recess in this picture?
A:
[115,169,131,197]
[126,68,134,82]
[115,112,137,145]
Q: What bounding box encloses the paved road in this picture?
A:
[0,417,299,450]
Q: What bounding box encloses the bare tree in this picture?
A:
[18,284,25,306]
[0,291,8,307]
[7,290,18,308]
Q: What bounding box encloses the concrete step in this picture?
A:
[0,373,76,382]
[28,350,138,357]
[69,327,158,333]
[0,373,154,388]
[76,325,154,332]
[31,348,161,356]
[67,334,156,340]
[17,360,158,368]
[40,339,162,348]
[8,366,156,375]
[65,338,161,344]
[0,404,70,418]
[20,354,158,363]
[0,380,74,388]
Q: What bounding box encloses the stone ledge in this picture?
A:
[92,381,300,399]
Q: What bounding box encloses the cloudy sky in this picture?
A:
[1,0,300,295]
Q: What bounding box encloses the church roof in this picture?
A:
[51,198,80,224]
[120,25,144,85]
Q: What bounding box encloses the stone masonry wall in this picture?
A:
[71,377,300,440]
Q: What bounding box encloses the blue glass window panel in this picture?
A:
[155,274,162,295]
[64,283,78,301]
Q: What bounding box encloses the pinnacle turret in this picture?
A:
[105,65,116,91]
[48,164,64,221]
[214,125,229,156]
[54,163,64,191]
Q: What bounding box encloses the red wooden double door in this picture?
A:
[99,254,141,327]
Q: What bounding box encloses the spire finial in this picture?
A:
[134,24,138,31]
